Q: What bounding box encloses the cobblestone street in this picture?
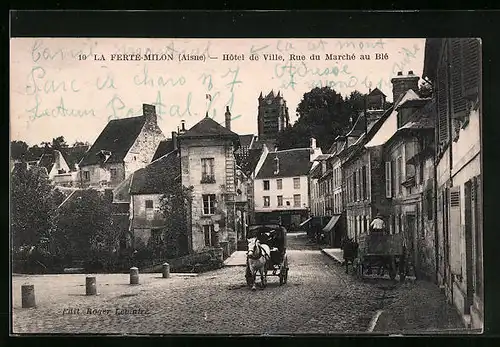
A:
[12,232,463,335]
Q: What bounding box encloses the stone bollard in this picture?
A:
[86,276,97,295]
[21,284,36,308]
[130,267,139,285]
[162,263,170,278]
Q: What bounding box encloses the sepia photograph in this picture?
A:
[10,33,483,335]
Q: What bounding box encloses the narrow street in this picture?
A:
[12,232,463,334]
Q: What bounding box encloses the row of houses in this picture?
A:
[308,38,482,330]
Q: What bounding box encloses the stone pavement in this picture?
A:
[12,249,390,334]
[12,231,468,335]
[223,251,247,266]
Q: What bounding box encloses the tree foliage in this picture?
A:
[159,184,193,258]
[51,136,68,151]
[53,189,117,264]
[11,141,29,160]
[275,87,376,152]
[11,165,59,250]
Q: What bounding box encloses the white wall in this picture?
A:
[254,175,309,211]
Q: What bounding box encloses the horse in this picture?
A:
[246,237,271,291]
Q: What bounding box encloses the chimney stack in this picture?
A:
[310,137,317,149]
[143,104,157,124]
[391,71,419,106]
[180,120,186,134]
[225,106,231,131]
[171,131,178,150]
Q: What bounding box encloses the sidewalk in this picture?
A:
[223,251,247,266]
[321,248,344,264]
[371,280,469,334]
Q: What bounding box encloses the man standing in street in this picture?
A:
[370,213,386,234]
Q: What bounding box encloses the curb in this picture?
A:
[367,310,384,332]
[320,249,345,265]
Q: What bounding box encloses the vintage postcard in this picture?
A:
[10,36,483,335]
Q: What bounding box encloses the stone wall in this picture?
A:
[124,114,166,178]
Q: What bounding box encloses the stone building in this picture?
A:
[321,137,348,247]
[341,106,394,242]
[178,112,241,257]
[367,87,387,110]
[79,104,166,189]
[257,90,290,140]
[253,139,322,230]
[367,90,436,281]
[423,38,483,330]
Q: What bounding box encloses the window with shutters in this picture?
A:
[449,186,462,276]
[362,166,367,200]
[397,157,403,195]
[437,41,450,151]
[462,39,481,100]
[385,161,392,198]
[473,176,483,301]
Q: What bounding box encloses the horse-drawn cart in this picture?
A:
[245,224,289,288]
[354,233,409,282]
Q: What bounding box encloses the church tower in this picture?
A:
[257,90,290,139]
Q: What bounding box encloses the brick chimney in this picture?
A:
[143,104,157,124]
[391,71,419,106]
[225,106,231,131]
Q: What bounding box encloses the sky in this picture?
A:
[10,38,425,146]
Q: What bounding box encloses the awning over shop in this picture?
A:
[299,217,313,227]
[323,215,341,232]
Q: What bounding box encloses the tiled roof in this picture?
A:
[241,148,264,175]
[79,116,147,166]
[63,145,89,170]
[310,163,323,179]
[250,137,276,151]
[38,152,55,174]
[129,150,181,195]
[239,134,255,148]
[255,148,312,179]
[396,97,432,110]
[152,139,174,161]
[369,87,386,97]
[365,90,419,148]
[180,116,239,139]
[346,113,367,137]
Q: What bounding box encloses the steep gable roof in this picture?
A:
[181,116,239,140]
[63,145,89,170]
[368,87,386,97]
[152,139,174,161]
[129,150,181,195]
[79,116,147,166]
[255,148,312,179]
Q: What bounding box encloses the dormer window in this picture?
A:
[273,156,280,175]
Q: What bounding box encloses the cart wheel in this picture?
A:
[245,265,252,287]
